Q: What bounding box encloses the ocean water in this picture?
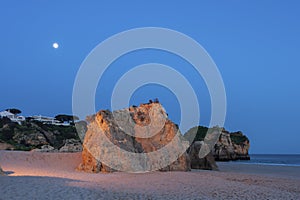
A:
[236,154,300,167]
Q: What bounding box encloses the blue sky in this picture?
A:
[1,1,300,154]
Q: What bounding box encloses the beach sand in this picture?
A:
[0,151,299,199]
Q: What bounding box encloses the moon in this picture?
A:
[52,42,59,49]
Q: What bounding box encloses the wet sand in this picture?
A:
[0,151,299,199]
[217,161,300,180]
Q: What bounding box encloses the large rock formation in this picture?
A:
[188,141,218,170]
[214,129,250,161]
[77,102,191,173]
[184,126,250,162]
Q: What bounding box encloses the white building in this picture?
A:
[0,111,71,126]
[30,115,70,126]
[0,110,25,125]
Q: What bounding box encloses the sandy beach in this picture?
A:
[0,151,299,200]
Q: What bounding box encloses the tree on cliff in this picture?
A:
[184,126,209,143]
[55,114,79,123]
[5,108,21,115]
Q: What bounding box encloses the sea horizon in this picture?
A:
[230,154,300,167]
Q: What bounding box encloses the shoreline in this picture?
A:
[225,161,300,167]
[216,162,300,180]
[1,151,300,199]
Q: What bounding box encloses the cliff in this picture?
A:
[0,118,82,152]
[214,129,250,161]
[184,126,250,161]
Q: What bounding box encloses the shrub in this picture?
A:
[230,131,249,144]
[184,126,209,143]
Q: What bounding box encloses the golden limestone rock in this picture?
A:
[77,102,191,173]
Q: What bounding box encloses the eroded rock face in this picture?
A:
[31,145,56,152]
[213,129,250,161]
[188,141,218,170]
[0,117,80,151]
[77,102,191,173]
[0,166,3,175]
[59,139,82,152]
[0,141,14,150]
[13,131,49,147]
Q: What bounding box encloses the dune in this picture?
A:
[0,150,299,199]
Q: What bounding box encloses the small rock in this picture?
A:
[31,145,55,152]
[0,166,5,175]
